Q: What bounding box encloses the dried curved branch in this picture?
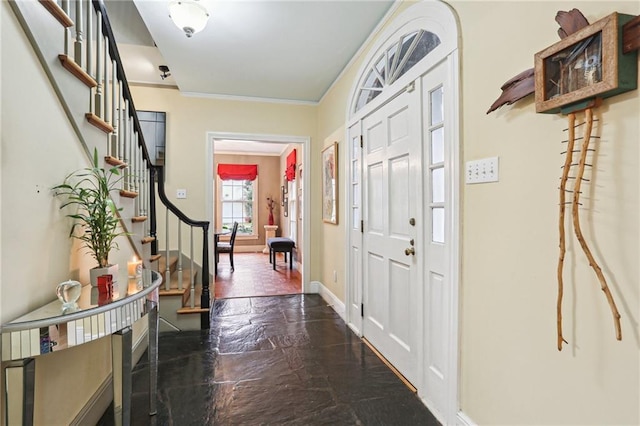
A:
[556,9,590,39]
[557,113,576,351]
[571,109,622,341]
[487,9,590,114]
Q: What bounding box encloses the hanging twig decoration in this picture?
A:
[484,7,637,351]
[557,107,623,350]
[556,113,576,350]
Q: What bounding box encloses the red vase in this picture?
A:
[268,211,274,226]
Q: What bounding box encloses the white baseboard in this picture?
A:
[234,245,265,253]
[70,376,112,426]
[71,329,149,425]
[311,280,346,322]
[457,411,476,426]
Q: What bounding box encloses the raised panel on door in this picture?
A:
[366,252,386,331]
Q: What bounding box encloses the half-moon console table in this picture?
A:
[0,270,162,426]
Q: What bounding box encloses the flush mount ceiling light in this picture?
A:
[168,0,210,38]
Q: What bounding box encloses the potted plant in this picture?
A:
[53,148,127,286]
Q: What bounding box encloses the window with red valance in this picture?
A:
[217,164,258,181]
[286,149,296,181]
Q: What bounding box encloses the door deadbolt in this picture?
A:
[409,239,415,246]
[409,218,416,226]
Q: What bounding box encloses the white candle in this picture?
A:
[128,257,141,278]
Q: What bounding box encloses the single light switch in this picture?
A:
[176,189,187,199]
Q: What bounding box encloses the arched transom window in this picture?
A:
[354,30,441,113]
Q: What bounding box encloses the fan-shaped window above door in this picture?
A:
[354,30,441,113]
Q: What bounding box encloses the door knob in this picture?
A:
[405,247,415,256]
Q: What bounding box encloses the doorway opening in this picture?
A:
[206,132,311,299]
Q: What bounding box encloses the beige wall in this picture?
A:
[316,0,640,424]
[214,153,281,247]
[128,86,320,278]
[451,1,639,424]
[279,144,304,262]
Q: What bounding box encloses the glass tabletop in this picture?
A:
[2,270,162,332]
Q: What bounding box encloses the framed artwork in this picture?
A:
[322,142,338,224]
[284,197,288,217]
[534,12,637,114]
[281,186,285,206]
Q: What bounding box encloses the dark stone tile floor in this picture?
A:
[100,294,440,425]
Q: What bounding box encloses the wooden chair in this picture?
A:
[217,222,239,272]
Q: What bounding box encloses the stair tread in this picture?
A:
[176,306,209,314]
[58,55,96,88]
[157,256,178,273]
[179,283,208,312]
[121,189,139,199]
[158,270,197,296]
[40,0,74,27]
[85,112,114,133]
[105,156,127,168]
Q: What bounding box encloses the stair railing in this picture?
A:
[152,166,211,323]
[40,0,212,328]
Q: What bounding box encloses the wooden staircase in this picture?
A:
[12,0,212,330]
[153,255,206,330]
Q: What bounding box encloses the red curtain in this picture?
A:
[286,149,297,181]
[217,164,258,181]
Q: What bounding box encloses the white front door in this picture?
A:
[362,85,422,387]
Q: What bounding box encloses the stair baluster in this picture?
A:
[62,0,70,56]
[110,60,118,158]
[165,207,170,291]
[94,12,102,117]
[177,221,183,290]
[118,84,124,161]
[190,226,195,309]
[103,37,110,126]
[74,0,83,67]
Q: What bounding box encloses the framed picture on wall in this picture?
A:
[284,197,288,217]
[322,142,338,224]
[281,186,285,206]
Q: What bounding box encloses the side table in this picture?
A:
[263,225,278,253]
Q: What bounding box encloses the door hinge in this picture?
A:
[359,134,363,148]
[360,220,364,233]
[361,303,364,317]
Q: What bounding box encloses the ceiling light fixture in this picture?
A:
[159,65,171,80]
[168,0,210,38]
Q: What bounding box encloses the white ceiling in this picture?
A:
[106,0,394,103]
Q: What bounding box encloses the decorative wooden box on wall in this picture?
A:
[535,12,638,114]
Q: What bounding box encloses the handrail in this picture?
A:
[90,0,211,327]
[152,167,209,228]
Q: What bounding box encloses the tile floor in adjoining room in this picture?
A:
[100,294,441,425]
[215,252,302,299]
